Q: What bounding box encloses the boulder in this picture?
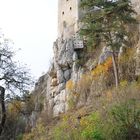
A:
[53,103,65,116]
[56,83,66,95]
[51,78,58,87]
[64,69,71,81]
[57,69,65,84]
[98,46,112,64]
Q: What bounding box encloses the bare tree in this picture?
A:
[0,33,33,135]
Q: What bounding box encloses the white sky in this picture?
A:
[0,0,58,79]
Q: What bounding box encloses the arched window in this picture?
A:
[62,11,64,15]
[70,7,72,10]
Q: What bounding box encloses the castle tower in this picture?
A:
[58,0,81,39]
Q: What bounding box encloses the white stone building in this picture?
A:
[58,0,82,39]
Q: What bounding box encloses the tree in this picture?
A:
[0,32,33,135]
[80,0,137,87]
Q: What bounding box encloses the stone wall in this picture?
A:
[58,0,80,39]
[131,0,140,14]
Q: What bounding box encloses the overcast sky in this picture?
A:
[0,0,58,79]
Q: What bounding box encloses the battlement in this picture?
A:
[58,0,81,39]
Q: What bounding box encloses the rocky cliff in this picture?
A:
[33,34,85,118]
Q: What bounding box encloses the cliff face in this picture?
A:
[31,0,140,124]
[45,35,85,116]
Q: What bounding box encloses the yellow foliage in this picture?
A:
[66,80,74,90]
[72,92,80,97]
[120,80,128,87]
[80,118,89,127]
[78,109,87,117]
[80,112,100,136]
[78,73,92,87]
[106,90,113,102]
[119,48,135,63]
[91,57,112,77]
[62,114,69,122]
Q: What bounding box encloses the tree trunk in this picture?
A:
[112,51,119,88]
[0,86,6,135]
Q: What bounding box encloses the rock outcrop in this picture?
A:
[42,35,84,116]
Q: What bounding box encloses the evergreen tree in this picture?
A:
[80,0,137,87]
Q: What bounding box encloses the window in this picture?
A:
[70,7,72,10]
[62,11,64,15]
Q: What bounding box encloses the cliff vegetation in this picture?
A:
[1,0,140,140]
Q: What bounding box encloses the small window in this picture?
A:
[70,7,72,10]
[62,11,64,15]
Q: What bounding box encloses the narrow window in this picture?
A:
[62,11,64,15]
[70,7,72,10]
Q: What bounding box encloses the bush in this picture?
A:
[23,120,47,140]
[80,112,103,140]
[103,99,140,140]
[119,48,136,82]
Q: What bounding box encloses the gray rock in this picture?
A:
[57,39,74,68]
[48,61,57,78]
[56,83,66,95]
[98,46,112,64]
[64,69,71,81]
[53,103,65,116]
[50,87,57,98]
[57,69,65,84]
[73,52,78,61]
[54,90,66,105]
[72,62,79,72]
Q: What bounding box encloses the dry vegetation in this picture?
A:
[21,42,140,140]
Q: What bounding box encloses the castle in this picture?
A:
[58,0,140,40]
[58,0,82,39]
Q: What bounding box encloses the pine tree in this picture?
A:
[80,0,137,87]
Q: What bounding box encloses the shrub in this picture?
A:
[66,80,78,109]
[53,114,81,140]
[76,73,93,105]
[91,57,113,77]
[23,120,47,140]
[119,48,136,82]
[80,112,103,140]
[103,99,140,140]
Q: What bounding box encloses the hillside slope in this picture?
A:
[23,1,140,140]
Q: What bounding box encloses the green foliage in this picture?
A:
[52,112,103,140]
[16,134,23,140]
[80,113,103,140]
[80,0,137,87]
[80,0,137,49]
[52,82,140,140]
[103,99,140,140]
